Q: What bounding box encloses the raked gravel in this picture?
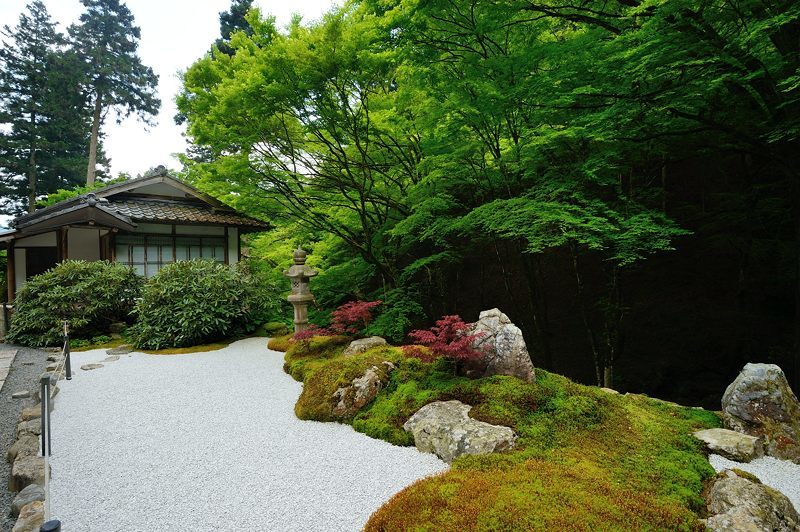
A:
[709,453,800,510]
[49,337,448,531]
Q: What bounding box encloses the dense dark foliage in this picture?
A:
[129,259,281,350]
[172,0,799,405]
[7,260,140,346]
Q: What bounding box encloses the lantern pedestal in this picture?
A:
[284,248,318,333]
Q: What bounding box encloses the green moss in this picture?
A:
[283,335,351,381]
[731,468,762,483]
[254,321,291,337]
[282,339,722,530]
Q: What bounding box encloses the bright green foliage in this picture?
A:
[7,260,141,347]
[129,259,281,349]
[285,337,719,529]
[282,335,351,381]
[36,175,127,208]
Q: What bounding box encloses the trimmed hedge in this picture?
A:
[129,259,280,349]
[7,260,141,347]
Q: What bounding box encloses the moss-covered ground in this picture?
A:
[281,337,721,531]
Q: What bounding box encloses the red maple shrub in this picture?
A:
[292,300,382,341]
[407,315,484,361]
[330,300,382,334]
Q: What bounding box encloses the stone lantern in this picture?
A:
[284,247,318,333]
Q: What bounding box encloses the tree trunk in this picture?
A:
[27,111,37,213]
[603,365,613,388]
[86,92,102,186]
[571,243,603,386]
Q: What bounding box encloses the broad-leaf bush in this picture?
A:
[129,259,280,349]
[7,260,141,347]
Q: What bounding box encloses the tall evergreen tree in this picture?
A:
[0,1,93,214]
[69,0,159,186]
[215,0,255,56]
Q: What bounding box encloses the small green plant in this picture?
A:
[7,260,141,347]
[129,259,281,349]
[71,339,90,349]
[90,335,112,345]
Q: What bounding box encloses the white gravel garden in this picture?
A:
[48,337,447,531]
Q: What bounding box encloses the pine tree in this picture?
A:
[69,0,159,185]
[215,0,255,56]
[0,1,93,214]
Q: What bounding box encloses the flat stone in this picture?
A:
[20,406,42,422]
[12,500,44,532]
[342,336,388,356]
[6,434,39,464]
[81,363,104,371]
[11,390,30,399]
[45,363,58,372]
[11,484,45,517]
[403,400,517,463]
[694,428,764,462]
[106,345,133,355]
[16,419,41,438]
[10,455,47,491]
[103,355,120,362]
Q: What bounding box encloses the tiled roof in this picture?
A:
[108,199,269,229]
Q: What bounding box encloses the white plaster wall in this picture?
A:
[14,249,25,291]
[228,227,239,264]
[68,228,101,261]
[15,232,56,247]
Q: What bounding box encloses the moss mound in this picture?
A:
[285,338,721,530]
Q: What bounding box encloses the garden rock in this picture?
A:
[11,484,45,517]
[6,434,39,463]
[10,456,47,491]
[332,362,395,417]
[403,400,517,463]
[693,428,764,462]
[103,355,120,362]
[16,419,41,437]
[20,405,42,421]
[722,363,800,463]
[11,390,29,399]
[31,384,58,403]
[106,345,133,356]
[705,469,800,531]
[11,501,44,532]
[342,336,388,356]
[81,363,104,371]
[467,308,535,382]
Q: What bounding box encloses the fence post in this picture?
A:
[63,321,71,380]
[39,374,49,456]
[40,520,61,531]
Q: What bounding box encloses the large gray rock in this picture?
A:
[342,336,388,356]
[693,428,764,462]
[403,400,516,463]
[6,434,39,464]
[10,455,46,491]
[16,419,41,438]
[332,362,395,417]
[12,500,44,532]
[705,469,800,531]
[11,484,45,517]
[468,309,535,382]
[722,363,800,463]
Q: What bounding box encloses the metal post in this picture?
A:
[40,375,49,456]
[40,520,61,531]
[63,321,71,380]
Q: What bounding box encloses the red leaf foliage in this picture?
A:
[407,315,484,361]
[291,300,382,340]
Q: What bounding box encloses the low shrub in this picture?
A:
[255,321,291,338]
[292,300,382,340]
[407,315,483,362]
[129,259,281,349]
[7,260,141,347]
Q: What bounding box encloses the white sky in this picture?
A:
[0,0,335,178]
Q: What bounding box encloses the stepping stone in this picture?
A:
[45,363,59,372]
[81,363,104,371]
[106,345,133,356]
[12,390,30,399]
[103,355,120,362]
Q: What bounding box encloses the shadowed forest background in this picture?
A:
[3,0,799,407]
